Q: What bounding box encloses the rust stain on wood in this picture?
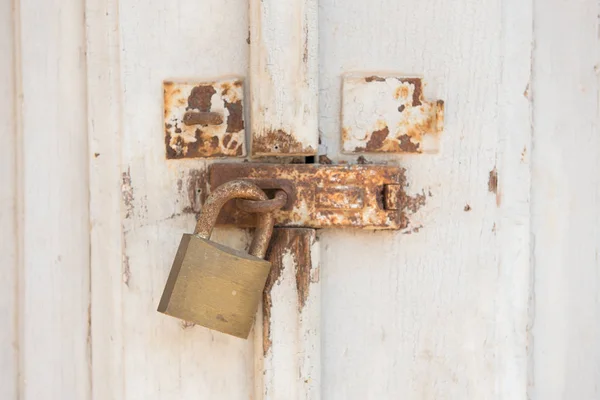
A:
[294,233,313,310]
[488,167,498,193]
[263,229,316,355]
[180,169,208,214]
[402,191,427,214]
[262,237,284,355]
[252,129,316,156]
[488,167,501,207]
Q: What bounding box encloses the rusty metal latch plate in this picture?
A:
[341,75,444,154]
[164,78,246,158]
[208,163,411,230]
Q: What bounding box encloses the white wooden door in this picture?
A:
[1,0,599,399]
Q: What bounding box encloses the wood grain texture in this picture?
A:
[111,0,254,398]
[85,0,125,397]
[254,229,321,400]
[318,0,531,398]
[0,0,18,397]
[18,0,91,398]
[2,0,598,398]
[531,0,600,397]
[249,0,319,156]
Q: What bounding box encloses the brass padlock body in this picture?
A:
[157,180,274,339]
[158,234,271,338]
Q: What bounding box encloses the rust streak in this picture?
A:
[488,167,498,194]
[263,229,315,355]
[182,169,208,214]
[253,129,315,155]
[294,234,313,310]
[489,167,501,207]
[365,75,386,82]
[262,231,285,355]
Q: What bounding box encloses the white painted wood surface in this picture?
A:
[16,0,91,398]
[86,0,125,397]
[1,0,599,398]
[531,0,600,398]
[318,0,532,398]
[88,0,254,398]
[249,0,319,156]
[0,0,18,398]
[254,229,321,400]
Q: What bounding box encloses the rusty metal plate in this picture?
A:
[208,163,409,230]
[164,78,246,158]
[341,75,444,154]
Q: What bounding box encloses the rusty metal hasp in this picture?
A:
[208,163,410,230]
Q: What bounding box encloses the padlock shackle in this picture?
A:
[193,180,274,258]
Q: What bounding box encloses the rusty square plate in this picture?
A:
[164,78,246,158]
[341,75,444,154]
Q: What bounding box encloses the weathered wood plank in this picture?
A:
[249,0,319,156]
[495,0,533,396]
[114,0,253,398]
[85,0,125,397]
[254,229,321,400]
[531,0,600,397]
[18,0,91,397]
[318,0,531,398]
[0,0,18,397]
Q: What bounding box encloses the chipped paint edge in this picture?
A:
[255,229,321,399]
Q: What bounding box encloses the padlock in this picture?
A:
[157,180,274,339]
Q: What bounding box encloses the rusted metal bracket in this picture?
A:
[342,75,444,154]
[164,78,246,158]
[207,163,411,230]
